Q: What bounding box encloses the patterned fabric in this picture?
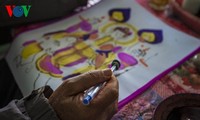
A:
[112,53,200,120]
[112,0,200,119]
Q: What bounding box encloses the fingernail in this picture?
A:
[103,68,112,77]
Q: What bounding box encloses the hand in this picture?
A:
[49,68,119,120]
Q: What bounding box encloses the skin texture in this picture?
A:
[49,68,119,120]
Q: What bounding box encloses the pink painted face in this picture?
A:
[37,55,63,77]
[118,52,138,69]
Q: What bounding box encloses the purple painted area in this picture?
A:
[53,46,74,56]
[65,24,80,33]
[22,40,37,46]
[80,20,92,31]
[118,47,200,110]
[91,30,98,34]
[39,55,63,74]
[119,63,125,69]
[64,57,87,67]
[112,46,122,53]
[138,29,163,44]
[118,52,138,65]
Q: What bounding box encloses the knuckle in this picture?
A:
[63,80,75,92]
[113,104,118,114]
[107,87,119,99]
[87,70,100,79]
[112,88,119,98]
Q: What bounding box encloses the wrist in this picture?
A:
[23,86,59,120]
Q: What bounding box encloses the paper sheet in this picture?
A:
[6,0,200,107]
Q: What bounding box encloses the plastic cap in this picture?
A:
[83,95,92,105]
[111,59,121,70]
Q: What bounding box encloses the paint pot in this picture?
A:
[182,0,200,15]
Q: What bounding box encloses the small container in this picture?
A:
[148,0,170,11]
[169,0,200,34]
[182,0,200,15]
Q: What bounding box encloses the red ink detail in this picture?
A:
[139,58,148,67]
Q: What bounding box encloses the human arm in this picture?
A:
[49,68,119,120]
[0,86,59,120]
[0,69,118,120]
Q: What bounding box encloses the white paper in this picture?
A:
[6,0,200,103]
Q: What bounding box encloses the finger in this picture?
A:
[95,99,118,120]
[104,99,118,120]
[63,68,112,95]
[91,75,119,107]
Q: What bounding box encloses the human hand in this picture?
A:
[49,68,119,120]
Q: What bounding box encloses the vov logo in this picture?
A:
[5,5,31,17]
